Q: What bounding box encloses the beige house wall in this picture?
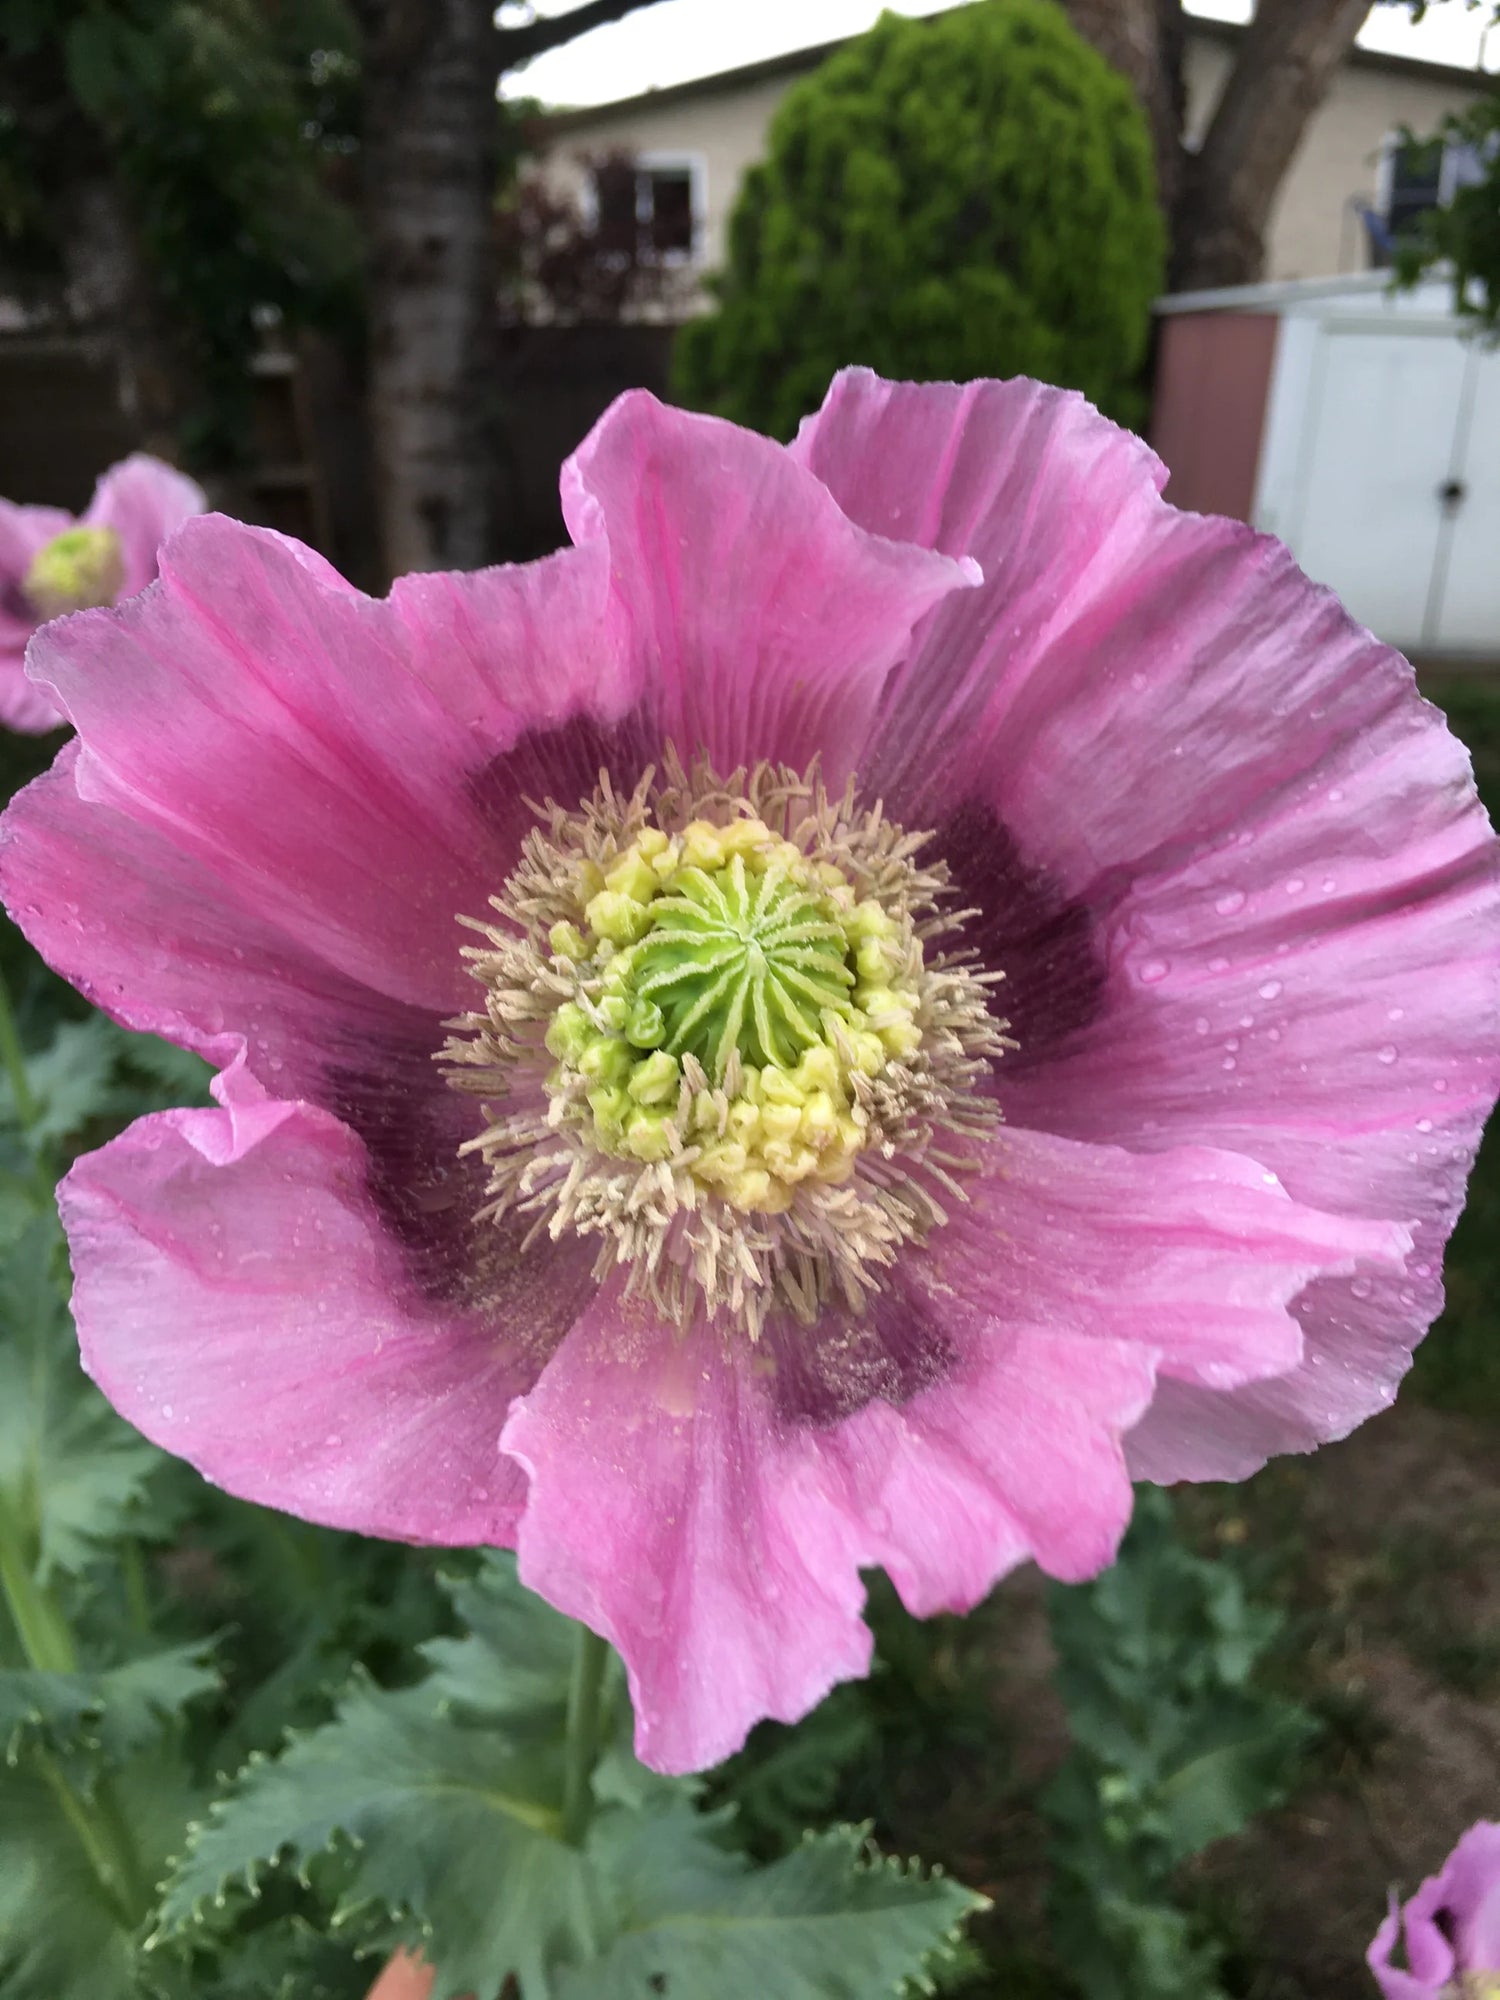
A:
[542,74,792,277]
[541,23,1486,292]
[1183,37,1481,280]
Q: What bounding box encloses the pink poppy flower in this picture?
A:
[0,453,205,733]
[1368,1821,1500,1997]
[2,372,1498,1774]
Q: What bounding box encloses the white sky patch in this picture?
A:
[498,0,1499,108]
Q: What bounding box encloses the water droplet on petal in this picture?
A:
[1349,1277,1373,1299]
[1388,1007,1405,1023]
[1137,957,1170,985]
[1215,890,1246,916]
[1208,955,1229,973]
[1222,1055,1237,1071]
[1193,1016,1210,1035]
[1258,980,1283,1000]
[1285,877,1306,896]
[1328,787,1345,803]
[1416,1118,1433,1133]
[1377,1045,1398,1065]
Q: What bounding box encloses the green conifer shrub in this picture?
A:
[674,0,1166,438]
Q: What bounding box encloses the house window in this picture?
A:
[1384,133,1446,241]
[590,153,704,263]
[1369,131,1495,264]
[646,166,695,256]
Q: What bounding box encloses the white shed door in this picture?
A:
[1432,345,1500,652]
[1291,329,1468,651]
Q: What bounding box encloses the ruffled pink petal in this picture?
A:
[503,1305,1153,1773]
[1409,1822,1500,1979]
[1367,1899,1442,1999]
[502,1127,1398,1772]
[503,1297,877,1774]
[791,369,1169,827]
[83,453,206,598]
[561,389,978,784]
[941,1127,1410,1396]
[1068,836,1499,1480]
[2,524,629,1069]
[825,1128,1407,1633]
[63,1093,596,1544]
[794,368,1500,1476]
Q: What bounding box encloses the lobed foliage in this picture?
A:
[1044,1492,1318,2000]
[673,0,1166,440]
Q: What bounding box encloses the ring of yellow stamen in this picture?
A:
[442,755,1012,1339]
[22,526,126,622]
[542,816,921,1213]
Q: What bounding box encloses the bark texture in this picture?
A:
[1061,0,1376,292]
[355,0,672,580]
[359,0,502,575]
[1176,0,1373,289]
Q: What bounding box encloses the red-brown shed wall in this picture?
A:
[1150,311,1280,522]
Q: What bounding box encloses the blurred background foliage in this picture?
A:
[0,0,363,468]
[1394,95,1500,328]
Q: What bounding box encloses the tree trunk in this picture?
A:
[1173,0,1373,289]
[355,0,673,581]
[1063,0,1378,293]
[1057,0,1187,216]
[68,181,195,465]
[360,0,501,577]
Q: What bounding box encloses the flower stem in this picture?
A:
[0,960,38,1133]
[0,1512,76,1674]
[561,1624,611,1846]
[0,1487,147,1926]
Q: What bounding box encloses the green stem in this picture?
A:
[561,1625,611,1846]
[0,1514,76,1673]
[0,1509,147,1924]
[0,961,38,1132]
[35,1752,138,1926]
[121,1540,151,1636]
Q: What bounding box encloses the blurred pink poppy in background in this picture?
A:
[2,370,1497,1773]
[1368,1820,1500,1997]
[0,453,205,733]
